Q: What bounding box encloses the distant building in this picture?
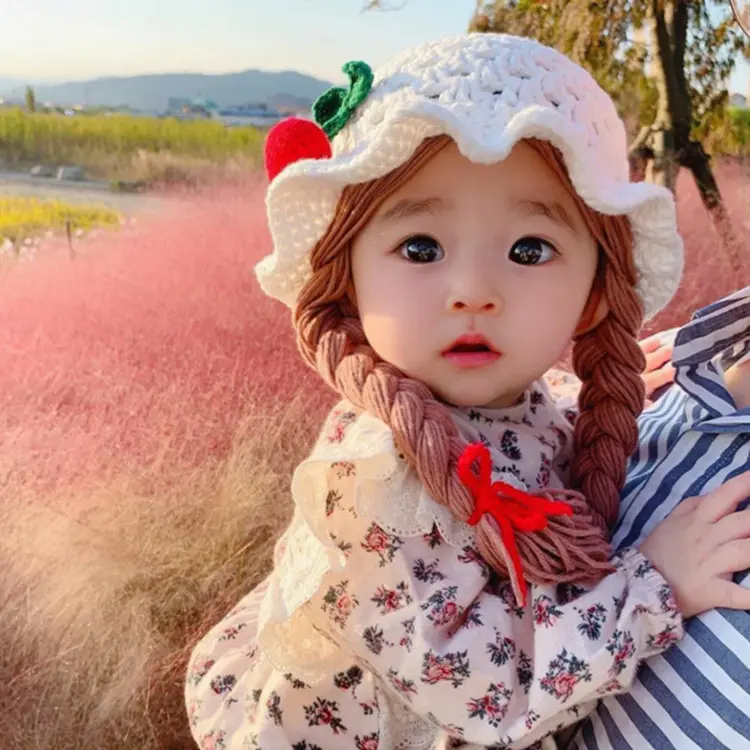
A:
[268,93,314,116]
[166,97,219,119]
[215,103,286,128]
[191,97,220,112]
[161,96,312,127]
[167,97,192,113]
[730,92,748,110]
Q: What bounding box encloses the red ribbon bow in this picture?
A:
[457,443,573,607]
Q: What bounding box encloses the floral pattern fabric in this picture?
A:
[186,382,683,750]
[543,370,582,425]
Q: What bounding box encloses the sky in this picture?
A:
[2,0,748,93]
[2,0,476,84]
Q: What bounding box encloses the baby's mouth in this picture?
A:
[442,334,502,368]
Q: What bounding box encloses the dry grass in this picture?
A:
[126,150,260,189]
[0,416,302,750]
[0,161,748,750]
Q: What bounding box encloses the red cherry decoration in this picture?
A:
[264,117,332,181]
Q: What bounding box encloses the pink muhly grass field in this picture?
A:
[0,164,748,750]
[645,162,750,334]
[0,181,332,488]
[0,181,333,749]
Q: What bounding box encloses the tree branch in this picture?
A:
[629,124,655,153]
[361,0,407,9]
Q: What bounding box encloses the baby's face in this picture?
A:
[350,140,599,409]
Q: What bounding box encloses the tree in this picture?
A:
[729,0,750,33]
[25,85,36,113]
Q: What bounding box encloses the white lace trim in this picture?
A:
[256,407,529,683]
[340,410,528,549]
[256,510,348,684]
[376,684,438,750]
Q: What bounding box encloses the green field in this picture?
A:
[0,108,265,183]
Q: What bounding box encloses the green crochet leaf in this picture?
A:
[312,60,374,140]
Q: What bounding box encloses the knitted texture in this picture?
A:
[263,117,332,182]
[257,33,683,320]
[291,135,648,591]
[312,60,374,140]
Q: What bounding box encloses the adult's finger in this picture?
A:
[697,472,750,524]
[712,507,750,544]
[711,538,750,577]
[643,363,676,393]
[639,332,667,354]
[644,344,674,373]
[709,577,750,611]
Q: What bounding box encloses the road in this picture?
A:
[0,171,168,214]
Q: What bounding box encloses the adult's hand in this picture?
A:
[639,471,750,618]
[639,332,676,406]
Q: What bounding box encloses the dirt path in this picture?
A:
[0,171,167,215]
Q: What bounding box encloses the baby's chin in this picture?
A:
[393,359,536,411]
[429,382,528,411]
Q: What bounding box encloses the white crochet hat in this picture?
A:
[256,32,683,320]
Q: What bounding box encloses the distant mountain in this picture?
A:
[0,76,54,92]
[0,70,335,111]
[0,76,45,92]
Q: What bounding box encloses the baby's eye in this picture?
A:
[508,237,557,266]
[399,235,445,263]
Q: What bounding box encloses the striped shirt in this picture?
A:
[569,286,750,750]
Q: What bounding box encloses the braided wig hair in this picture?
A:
[294,135,646,587]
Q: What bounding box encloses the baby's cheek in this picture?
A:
[360,312,413,371]
[374,311,440,385]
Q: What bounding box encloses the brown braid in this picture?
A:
[526,142,647,530]
[570,229,646,529]
[294,135,643,587]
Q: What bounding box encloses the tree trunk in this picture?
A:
[647,0,679,191]
[650,0,745,282]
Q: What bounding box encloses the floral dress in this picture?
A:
[185,381,683,750]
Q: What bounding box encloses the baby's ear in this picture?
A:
[573,284,609,339]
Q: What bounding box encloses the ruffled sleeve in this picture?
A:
[185,578,270,746]
[254,402,487,685]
